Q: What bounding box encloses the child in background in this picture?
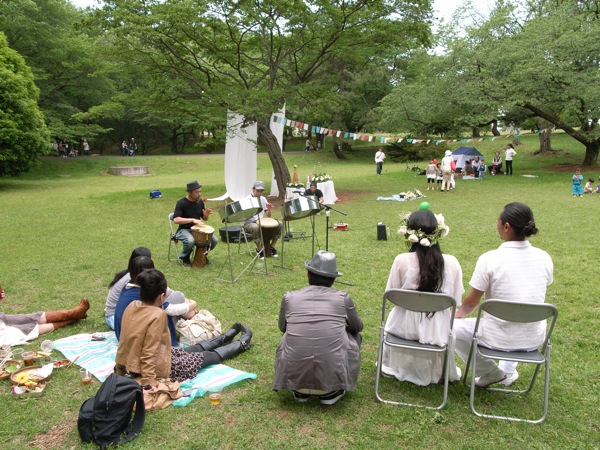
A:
[479,159,486,180]
[572,168,583,197]
[584,179,595,194]
[597,179,600,193]
[436,163,443,189]
[426,160,437,190]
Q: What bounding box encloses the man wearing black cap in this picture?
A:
[173,181,218,266]
[303,181,324,204]
[273,251,363,405]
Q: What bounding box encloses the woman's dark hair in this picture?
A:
[108,247,152,288]
[307,271,335,288]
[407,210,445,293]
[137,269,167,303]
[500,202,538,238]
[130,256,155,285]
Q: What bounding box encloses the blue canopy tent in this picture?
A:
[451,147,483,169]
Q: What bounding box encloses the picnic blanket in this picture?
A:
[53,331,257,405]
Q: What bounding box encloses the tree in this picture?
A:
[451,1,600,165]
[0,33,49,176]
[0,0,116,143]
[96,0,433,197]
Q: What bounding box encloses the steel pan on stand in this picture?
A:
[281,195,322,258]
[282,195,322,220]
[218,197,262,223]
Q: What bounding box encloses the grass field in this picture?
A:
[0,133,599,449]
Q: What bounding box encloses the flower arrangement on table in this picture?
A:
[397,211,450,248]
[309,173,332,183]
[286,183,305,188]
[398,189,423,200]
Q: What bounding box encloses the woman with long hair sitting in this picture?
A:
[115,269,251,387]
[382,209,464,386]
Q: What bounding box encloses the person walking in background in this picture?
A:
[82,139,90,156]
[121,140,128,156]
[441,150,453,191]
[504,144,516,175]
[572,168,584,197]
[129,138,137,156]
[375,147,386,175]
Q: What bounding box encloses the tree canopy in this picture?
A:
[375,0,600,165]
[95,0,433,193]
[0,32,49,176]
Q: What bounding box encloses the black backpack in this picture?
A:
[78,373,145,449]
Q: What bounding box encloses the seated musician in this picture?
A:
[172,181,218,267]
[304,181,324,204]
[243,181,282,258]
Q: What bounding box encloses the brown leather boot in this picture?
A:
[45,298,90,323]
[51,319,78,330]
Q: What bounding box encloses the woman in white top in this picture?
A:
[382,209,463,386]
[454,202,553,388]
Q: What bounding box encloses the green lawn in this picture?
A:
[0,133,598,449]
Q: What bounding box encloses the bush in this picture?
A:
[386,141,449,163]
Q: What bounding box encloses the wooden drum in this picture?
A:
[260,217,280,258]
[191,224,214,268]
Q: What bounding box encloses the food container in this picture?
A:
[11,365,53,386]
[333,223,349,231]
[0,360,22,380]
[52,359,71,369]
[11,383,47,398]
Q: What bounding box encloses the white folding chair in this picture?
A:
[375,289,457,410]
[167,213,183,264]
[463,300,558,423]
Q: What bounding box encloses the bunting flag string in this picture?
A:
[274,115,549,146]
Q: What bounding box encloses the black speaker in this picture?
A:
[377,223,387,241]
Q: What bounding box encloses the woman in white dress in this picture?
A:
[382,209,464,386]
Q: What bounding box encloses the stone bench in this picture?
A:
[108,166,149,176]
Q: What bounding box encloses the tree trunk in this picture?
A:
[538,120,552,153]
[472,127,480,138]
[171,127,179,154]
[257,120,291,201]
[583,141,600,166]
[491,119,500,136]
[332,140,347,159]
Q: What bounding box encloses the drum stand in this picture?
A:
[217,220,268,284]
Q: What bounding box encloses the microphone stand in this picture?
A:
[322,204,347,252]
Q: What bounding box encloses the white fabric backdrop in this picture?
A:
[269,105,285,198]
[208,112,257,202]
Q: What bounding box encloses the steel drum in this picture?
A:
[282,195,322,221]
[218,197,262,223]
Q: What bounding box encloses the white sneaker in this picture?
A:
[499,370,519,387]
[475,370,507,388]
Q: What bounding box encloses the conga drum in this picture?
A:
[259,217,280,258]
[191,224,214,268]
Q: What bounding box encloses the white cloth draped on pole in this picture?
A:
[268,104,286,198]
[208,112,257,202]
